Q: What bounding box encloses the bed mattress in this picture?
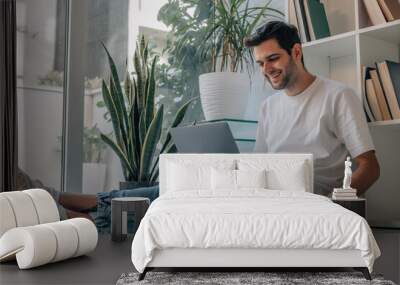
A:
[131,190,380,273]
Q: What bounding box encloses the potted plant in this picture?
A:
[82,125,107,194]
[197,0,283,120]
[101,36,195,189]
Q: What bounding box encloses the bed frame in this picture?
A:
[138,248,371,280]
[138,154,372,281]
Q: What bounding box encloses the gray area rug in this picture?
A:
[116,271,396,285]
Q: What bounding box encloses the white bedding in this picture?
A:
[131,190,380,273]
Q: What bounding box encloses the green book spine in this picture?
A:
[385,60,400,106]
[298,0,311,42]
[307,0,331,39]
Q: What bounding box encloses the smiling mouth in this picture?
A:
[268,71,281,81]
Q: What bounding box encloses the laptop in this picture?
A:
[170,122,239,153]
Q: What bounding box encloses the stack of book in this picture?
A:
[363,0,400,26]
[288,0,331,42]
[362,60,400,122]
[332,188,358,200]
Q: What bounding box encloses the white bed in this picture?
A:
[131,154,380,280]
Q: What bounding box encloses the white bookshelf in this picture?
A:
[286,0,400,225]
[368,118,400,127]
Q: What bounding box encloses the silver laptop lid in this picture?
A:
[170,122,239,153]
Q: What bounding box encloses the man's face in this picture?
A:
[254,39,299,90]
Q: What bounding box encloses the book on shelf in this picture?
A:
[376,60,400,119]
[370,69,392,120]
[385,60,400,107]
[288,0,304,42]
[377,0,400,21]
[291,0,330,42]
[294,0,311,42]
[361,66,376,122]
[366,79,384,121]
[363,0,387,25]
[303,0,316,41]
[304,0,331,40]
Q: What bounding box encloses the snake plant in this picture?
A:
[100,36,195,184]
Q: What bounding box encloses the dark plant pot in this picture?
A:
[119,181,159,190]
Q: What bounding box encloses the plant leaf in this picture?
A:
[145,56,158,129]
[101,134,134,181]
[139,105,164,181]
[101,80,123,149]
[102,42,130,135]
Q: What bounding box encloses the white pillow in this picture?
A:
[167,160,235,192]
[238,159,308,191]
[236,169,267,189]
[168,162,210,191]
[211,169,267,190]
[211,168,236,190]
[267,162,306,191]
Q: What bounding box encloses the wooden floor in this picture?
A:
[0,234,133,285]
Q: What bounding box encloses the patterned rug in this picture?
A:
[116,271,396,285]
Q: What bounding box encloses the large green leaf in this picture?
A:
[109,78,129,152]
[134,46,144,111]
[124,72,133,106]
[101,134,134,181]
[127,97,138,178]
[131,76,141,166]
[139,105,164,181]
[144,56,157,129]
[101,79,127,158]
[139,111,146,147]
[102,43,130,134]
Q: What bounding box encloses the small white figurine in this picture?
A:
[342,156,352,190]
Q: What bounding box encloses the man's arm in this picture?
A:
[351,150,380,196]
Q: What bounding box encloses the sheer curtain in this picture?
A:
[0,0,18,192]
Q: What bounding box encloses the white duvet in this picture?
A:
[131,190,380,273]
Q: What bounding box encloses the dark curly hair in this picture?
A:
[245,21,304,65]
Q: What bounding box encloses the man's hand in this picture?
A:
[351,150,380,196]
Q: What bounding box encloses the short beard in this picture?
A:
[266,58,297,90]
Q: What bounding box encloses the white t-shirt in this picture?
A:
[254,76,375,196]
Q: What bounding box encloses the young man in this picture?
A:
[245,21,380,196]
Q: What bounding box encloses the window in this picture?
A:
[16,0,67,191]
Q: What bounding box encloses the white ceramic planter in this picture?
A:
[83,162,106,194]
[199,72,250,120]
